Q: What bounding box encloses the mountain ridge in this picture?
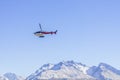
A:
[27,61,120,80]
[1,61,120,80]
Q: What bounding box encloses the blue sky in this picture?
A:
[0,0,120,77]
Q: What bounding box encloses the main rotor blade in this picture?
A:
[39,23,42,31]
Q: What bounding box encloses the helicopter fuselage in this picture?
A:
[34,30,57,37]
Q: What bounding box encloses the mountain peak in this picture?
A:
[51,60,76,70]
[99,63,111,67]
[60,60,86,66]
[98,63,120,75]
[3,72,24,80]
[4,73,17,80]
[27,60,92,80]
[61,60,75,64]
[38,60,79,71]
[87,63,120,80]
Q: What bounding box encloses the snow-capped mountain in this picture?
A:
[87,63,120,80]
[0,73,24,80]
[26,61,95,80]
[27,61,120,80]
[1,61,120,80]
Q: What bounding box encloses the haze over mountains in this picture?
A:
[1,61,120,80]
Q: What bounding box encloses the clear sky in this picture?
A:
[0,0,120,77]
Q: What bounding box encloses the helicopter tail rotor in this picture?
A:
[54,30,57,34]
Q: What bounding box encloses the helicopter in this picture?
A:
[34,24,57,38]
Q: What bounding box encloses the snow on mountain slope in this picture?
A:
[87,63,120,80]
[4,72,25,80]
[27,61,95,80]
[0,73,24,80]
[0,75,8,80]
